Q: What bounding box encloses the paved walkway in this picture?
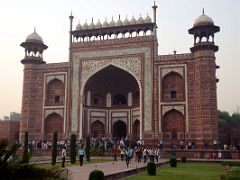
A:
[67,159,168,180]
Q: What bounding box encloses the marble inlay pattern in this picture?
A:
[71,47,152,133]
[46,74,65,84]
[162,105,185,116]
[162,67,184,77]
[45,109,63,118]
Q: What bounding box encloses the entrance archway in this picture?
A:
[132,120,140,140]
[44,113,63,140]
[91,120,105,138]
[163,110,184,140]
[113,120,126,138]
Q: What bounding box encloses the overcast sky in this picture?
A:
[0,0,239,118]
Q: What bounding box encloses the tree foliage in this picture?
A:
[70,134,77,164]
[22,131,29,164]
[0,139,67,180]
[218,110,240,126]
[52,131,58,166]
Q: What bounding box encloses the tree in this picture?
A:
[70,134,77,164]
[86,136,91,162]
[3,116,9,120]
[0,139,67,179]
[10,112,21,121]
[22,131,29,164]
[52,131,58,166]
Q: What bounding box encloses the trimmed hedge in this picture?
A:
[70,134,77,164]
[89,170,105,180]
[222,161,240,167]
[181,156,187,163]
[170,156,177,167]
[147,161,156,176]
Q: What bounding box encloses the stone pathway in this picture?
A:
[67,159,168,180]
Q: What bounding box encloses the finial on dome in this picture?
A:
[119,14,120,20]
[173,49,177,55]
[203,8,205,15]
[34,26,36,33]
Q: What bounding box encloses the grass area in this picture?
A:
[35,159,111,169]
[125,162,224,180]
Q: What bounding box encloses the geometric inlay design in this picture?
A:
[161,67,184,77]
[162,105,185,116]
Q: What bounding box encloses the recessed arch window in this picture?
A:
[91,93,104,106]
[162,72,184,102]
[113,93,127,105]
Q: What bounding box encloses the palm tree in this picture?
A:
[0,139,67,180]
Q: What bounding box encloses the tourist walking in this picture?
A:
[125,147,131,167]
[78,146,86,166]
[61,146,66,168]
[112,146,118,161]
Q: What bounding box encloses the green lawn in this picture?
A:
[35,159,111,169]
[125,162,224,180]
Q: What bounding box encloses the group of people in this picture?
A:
[61,145,86,168]
[113,145,161,167]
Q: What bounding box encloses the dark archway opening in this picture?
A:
[113,120,126,138]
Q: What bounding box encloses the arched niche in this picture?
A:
[44,113,63,140]
[162,109,184,140]
[45,78,65,106]
[162,72,185,102]
[91,120,105,138]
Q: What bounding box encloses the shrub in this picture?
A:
[181,156,187,163]
[226,166,240,180]
[0,139,67,179]
[147,161,156,176]
[88,170,105,180]
[51,131,58,166]
[70,134,77,164]
[222,161,240,167]
[170,156,177,167]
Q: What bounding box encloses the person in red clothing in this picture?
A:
[112,146,118,161]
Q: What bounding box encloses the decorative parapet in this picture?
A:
[158,53,193,61]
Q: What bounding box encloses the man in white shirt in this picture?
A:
[61,146,67,168]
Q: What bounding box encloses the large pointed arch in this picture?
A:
[80,64,142,139]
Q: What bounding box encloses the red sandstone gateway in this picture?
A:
[19,3,220,148]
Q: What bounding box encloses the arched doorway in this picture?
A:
[113,120,126,138]
[91,120,105,138]
[44,113,63,140]
[163,110,184,140]
[83,65,140,138]
[132,120,140,140]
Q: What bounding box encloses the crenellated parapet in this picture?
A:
[71,15,155,42]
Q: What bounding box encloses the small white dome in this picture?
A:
[96,19,102,28]
[103,18,109,27]
[26,29,43,43]
[116,18,123,26]
[109,17,115,26]
[137,15,145,24]
[76,21,82,30]
[123,17,130,25]
[130,16,137,25]
[194,14,214,27]
[145,14,152,23]
[82,21,89,30]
